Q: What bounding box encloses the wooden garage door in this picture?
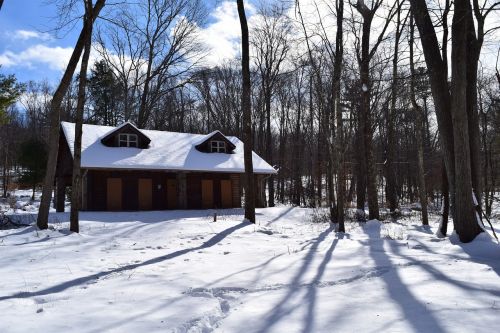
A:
[201,179,213,209]
[167,179,177,209]
[107,178,122,211]
[221,179,232,208]
[138,178,152,210]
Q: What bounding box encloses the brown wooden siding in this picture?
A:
[187,174,202,209]
[84,170,243,211]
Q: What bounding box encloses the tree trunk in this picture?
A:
[355,118,366,216]
[410,14,428,226]
[354,1,381,221]
[70,2,94,233]
[334,0,345,232]
[440,160,449,236]
[37,0,106,230]
[265,86,275,207]
[386,0,402,214]
[450,0,482,241]
[237,0,255,223]
[409,0,456,215]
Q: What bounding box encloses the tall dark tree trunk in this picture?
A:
[409,0,456,215]
[37,0,106,230]
[386,0,403,214]
[237,0,255,223]
[355,117,366,215]
[440,160,449,236]
[411,0,483,241]
[334,0,345,231]
[356,3,379,220]
[450,0,482,241]
[265,86,275,207]
[409,14,428,226]
[70,1,94,233]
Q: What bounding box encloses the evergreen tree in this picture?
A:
[0,70,24,124]
[18,138,48,200]
[88,60,122,125]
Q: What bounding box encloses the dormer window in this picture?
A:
[211,140,226,153]
[119,133,138,147]
[194,130,235,154]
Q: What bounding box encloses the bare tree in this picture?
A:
[37,0,106,230]
[409,0,483,242]
[237,0,256,223]
[409,13,428,226]
[333,0,346,231]
[351,0,397,220]
[98,0,205,128]
[70,0,96,233]
[252,3,291,207]
[386,0,407,214]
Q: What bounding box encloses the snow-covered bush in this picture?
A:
[309,207,331,224]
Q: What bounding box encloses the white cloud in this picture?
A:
[11,29,53,41]
[0,44,74,71]
[196,1,243,66]
[196,1,263,67]
[0,53,16,67]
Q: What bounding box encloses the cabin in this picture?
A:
[55,122,276,211]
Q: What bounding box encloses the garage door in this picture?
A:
[107,178,122,211]
[221,179,232,208]
[201,179,213,209]
[138,178,153,210]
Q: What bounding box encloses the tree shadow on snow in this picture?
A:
[391,237,500,291]
[0,221,250,302]
[258,224,335,333]
[451,235,500,277]
[265,206,296,226]
[78,208,249,224]
[301,233,342,333]
[362,222,446,333]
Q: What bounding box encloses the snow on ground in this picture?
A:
[0,205,499,333]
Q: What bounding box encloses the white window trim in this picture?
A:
[119,133,138,147]
[210,140,226,153]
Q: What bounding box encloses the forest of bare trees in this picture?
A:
[1,0,500,243]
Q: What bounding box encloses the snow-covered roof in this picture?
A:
[61,122,277,174]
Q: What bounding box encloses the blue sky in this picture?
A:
[0,0,249,84]
[0,1,82,82]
